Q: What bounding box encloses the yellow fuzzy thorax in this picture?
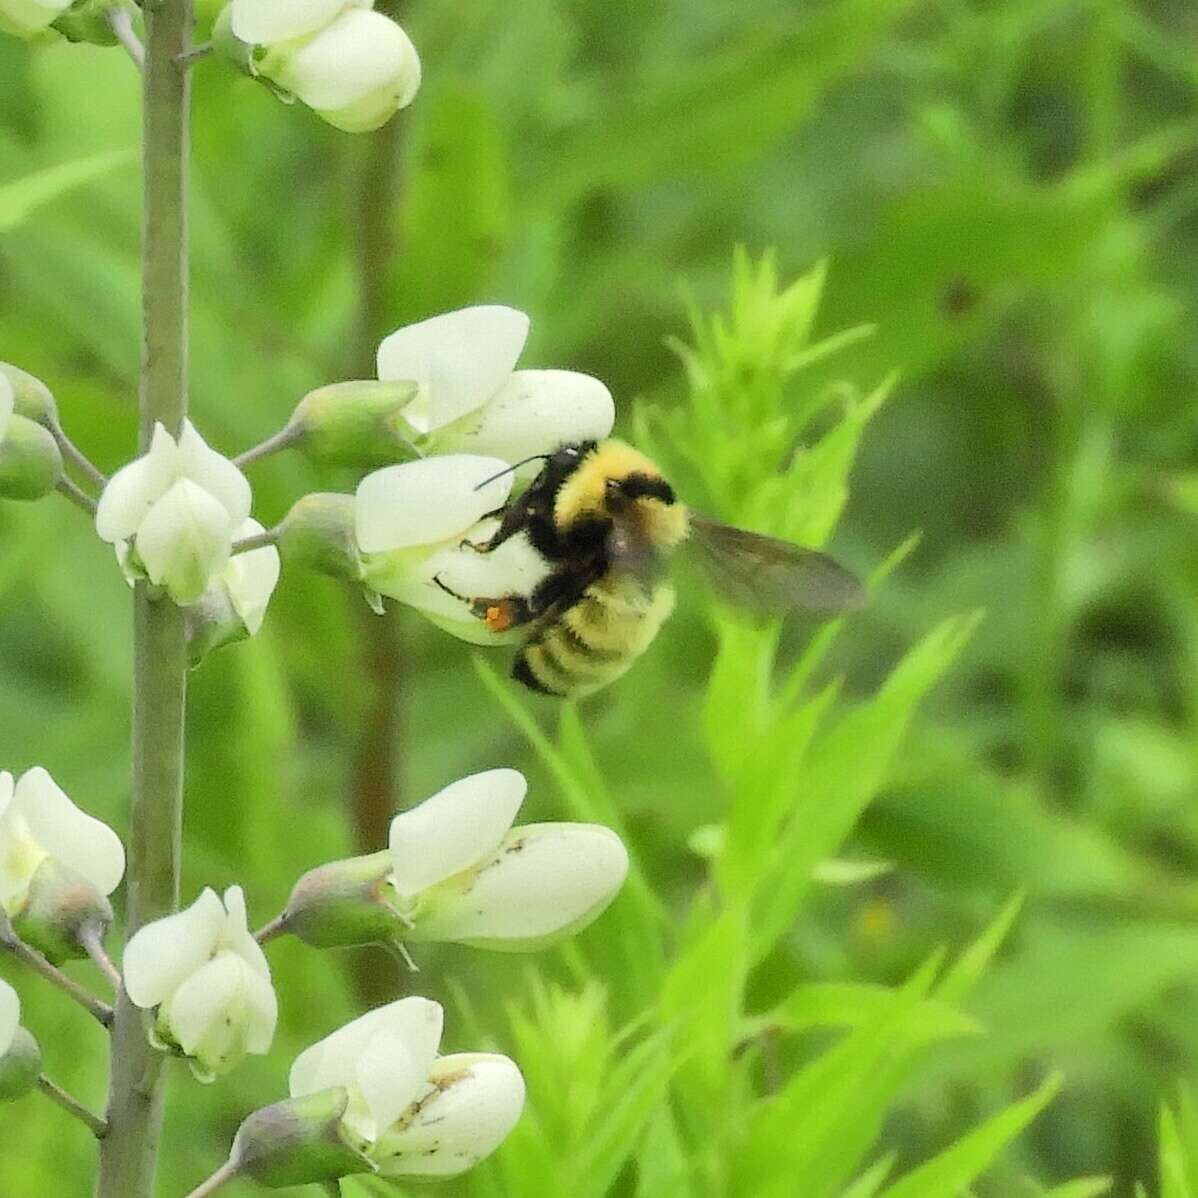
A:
[553,440,691,549]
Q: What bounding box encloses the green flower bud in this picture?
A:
[0,415,63,501]
[279,851,405,950]
[11,859,114,965]
[52,0,120,46]
[0,1028,41,1102]
[290,380,418,468]
[0,363,57,425]
[278,492,363,582]
[232,1087,376,1188]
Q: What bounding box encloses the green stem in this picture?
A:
[38,1074,109,1139]
[95,2,192,1194]
[182,1161,240,1198]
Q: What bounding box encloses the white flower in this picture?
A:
[377,306,615,453]
[207,518,282,638]
[96,422,252,605]
[390,769,629,949]
[260,8,421,134]
[0,0,70,38]
[231,0,359,45]
[290,997,524,1176]
[0,374,12,444]
[0,768,124,916]
[123,886,278,1081]
[355,454,551,643]
[0,979,17,1059]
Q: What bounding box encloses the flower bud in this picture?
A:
[256,9,422,134]
[0,414,62,502]
[278,492,363,582]
[10,858,114,965]
[231,1087,376,1188]
[0,363,58,426]
[0,1027,41,1102]
[289,380,418,468]
[277,851,403,950]
[0,0,69,39]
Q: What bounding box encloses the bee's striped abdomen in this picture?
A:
[512,577,676,699]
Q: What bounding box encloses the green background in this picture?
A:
[2,0,1198,1194]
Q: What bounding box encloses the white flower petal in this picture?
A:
[355,1026,439,1141]
[436,370,615,465]
[123,888,226,1009]
[354,455,514,553]
[177,421,252,525]
[95,424,179,543]
[135,479,235,604]
[290,997,443,1104]
[224,519,281,636]
[376,1053,525,1177]
[0,772,13,824]
[413,823,628,946]
[164,950,276,1074]
[14,767,125,897]
[272,10,418,112]
[365,517,550,634]
[0,776,44,913]
[390,769,526,898]
[231,0,346,45]
[218,885,272,978]
[377,307,530,434]
[0,978,18,1058]
[0,374,13,444]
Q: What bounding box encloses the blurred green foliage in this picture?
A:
[2,0,1198,1194]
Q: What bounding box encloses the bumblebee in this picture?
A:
[435,439,864,699]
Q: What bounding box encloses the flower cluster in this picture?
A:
[297,304,614,639]
[226,0,421,133]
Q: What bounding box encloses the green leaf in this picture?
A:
[877,1074,1064,1198]
[0,149,135,232]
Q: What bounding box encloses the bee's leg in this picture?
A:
[432,564,588,634]
[432,574,537,634]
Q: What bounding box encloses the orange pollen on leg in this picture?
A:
[485,602,515,633]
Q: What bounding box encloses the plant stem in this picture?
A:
[349,56,407,1006]
[50,419,108,487]
[0,923,113,1026]
[57,476,98,516]
[38,1074,109,1138]
[79,924,123,993]
[96,2,192,1194]
[182,1161,240,1198]
[231,526,281,555]
[232,423,302,469]
[254,913,288,944]
[107,6,146,70]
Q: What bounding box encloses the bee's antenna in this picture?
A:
[474,454,551,491]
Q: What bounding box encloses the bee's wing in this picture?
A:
[687,514,865,617]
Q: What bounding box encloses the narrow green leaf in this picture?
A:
[878,1074,1063,1198]
[0,149,135,232]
